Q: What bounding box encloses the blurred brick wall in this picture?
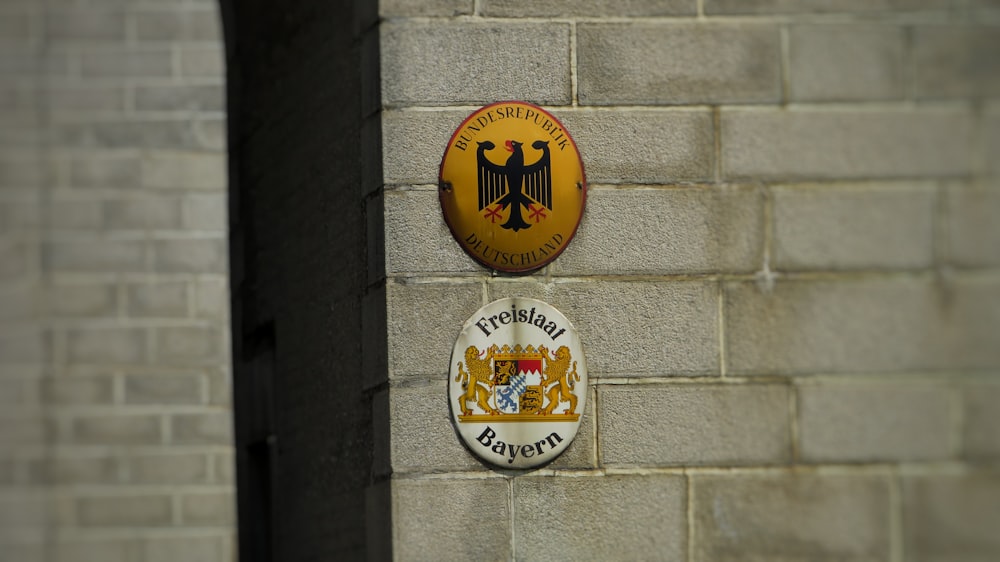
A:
[0,0,233,560]
[378,1,1000,560]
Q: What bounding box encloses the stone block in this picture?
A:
[127,281,190,318]
[0,457,14,483]
[46,283,116,317]
[214,451,234,484]
[0,413,47,447]
[692,473,890,561]
[0,285,37,322]
[947,186,1000,267]
[903,473,1000,562]
[206,370,231,406]
[600,384,790,466]
[705,0,952,14]
[155,325,222,366]
[48,85,125,113]
[180,492,234,525]
[0,379,39,407]
[721,108,973,180]
[49,455,117,485]
[143,536,225,562]
[482,0,695,16]
[45,239,146,273]
[51,541,137,562]
[384,189,480,274]
[73,415,161,445]
[726,277,1000,374]
[489,280,719,376]
[42,377,114,405]
[141,151,226,190]
[0,49,52,78]
[66,327,146,364]
[549,386,596,470]
[772,182,935,270]
[1,542,44,562]
[0,200,40,233]
[382,109,467,185]
[177,46,224,78]
[0,117,38,147]
[789,24,905,101]
[0,83,35,114]
[48,200,103,229]
[60,119,220,150]
[77,495,172,527]
[105,197,182,230]
[392,478,509,560]
[578,23,780,105]
[153,238,227,273]
[45,10,125,42]
[555,185,763,275]
[0,492,46,528]
[553,109,714,183]
[133,84,224,112]
[192,118,225,151]
[171,412,232,445]
[963,382,1000,459]
[381,21,571,106]
[986,106,1000,177]
[913,25,1000,99]
[68,153,140,189]
[389,380,485,473]
[132,9,220,42]
[0,11,33,45]
[155,326,228,366]
[386,280,482,378]
[79,49,173,78]
[181,193,227,230]
[798,381,953,462]
[379,0,473,16]
[194,277,228,321]
[514,474,686,561]
[0,152,46,188]
[0,239,32,282]
[946,277,1000,370]
[0,331,43,365]
[124,375,202,405]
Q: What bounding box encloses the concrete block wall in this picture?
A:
[0,0,232,560]
[0,2,47,558]
[379,1,1000,561]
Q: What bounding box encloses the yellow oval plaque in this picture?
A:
[439,101,586,273]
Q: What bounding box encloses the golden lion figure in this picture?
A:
[538,345,580,415]
[455,345,498,416]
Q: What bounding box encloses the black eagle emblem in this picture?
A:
[476,139,552,232]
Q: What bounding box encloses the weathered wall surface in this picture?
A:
[379,1,1000,561]
[0,0,233,560]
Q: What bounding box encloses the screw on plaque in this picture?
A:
[577,182,583,190]
[440,181,453,193]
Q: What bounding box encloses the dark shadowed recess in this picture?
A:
[218,1,387,560]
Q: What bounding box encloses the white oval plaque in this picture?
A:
[449,297,587,469]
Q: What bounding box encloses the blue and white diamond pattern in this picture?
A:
[495,373,527,414]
